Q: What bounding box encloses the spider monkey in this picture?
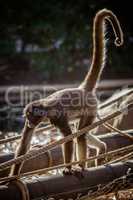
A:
[10,9,123,176]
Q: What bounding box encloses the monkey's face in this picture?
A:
[23,102,48,128]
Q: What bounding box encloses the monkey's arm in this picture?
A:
[10,120,35,176]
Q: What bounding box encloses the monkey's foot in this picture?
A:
[63,167,73,175]
[69,166,84,178]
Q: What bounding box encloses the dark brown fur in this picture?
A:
[10,9,123,176]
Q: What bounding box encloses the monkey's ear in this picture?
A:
[23,108,30,118]
[23,110,34,128]
[26,118,35,128]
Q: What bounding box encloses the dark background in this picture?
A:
[0,0,133,85]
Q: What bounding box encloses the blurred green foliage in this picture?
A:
[0,0,133,83]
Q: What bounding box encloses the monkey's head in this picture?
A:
[23,102,48,128]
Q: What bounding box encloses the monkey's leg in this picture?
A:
[77,116,94,170]
[77,134,87,169]
[10,120,35,176]
[95,137,107,166]
[51,117,73,175]
[87,133,107,166]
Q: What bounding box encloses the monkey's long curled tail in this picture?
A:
[80,9,124,91]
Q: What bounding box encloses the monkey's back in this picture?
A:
[44,88,98,120]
